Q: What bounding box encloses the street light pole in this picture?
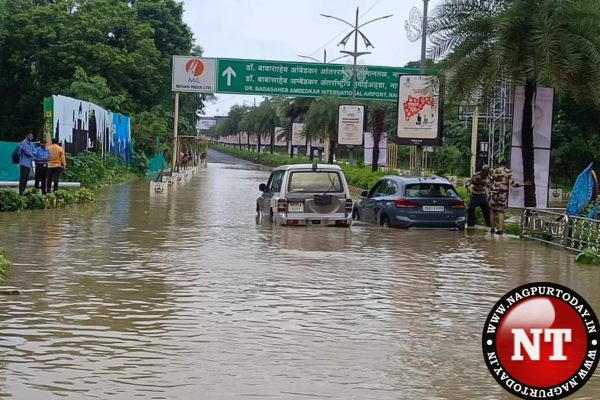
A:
[298,50,349,64]
[415,0,429,176]
[321,7,392,165]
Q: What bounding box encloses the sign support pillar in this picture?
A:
[470,105,479,176]
[172,91,180,173]
[415,0,429,177]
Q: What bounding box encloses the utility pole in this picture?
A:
[321,7,392,165]
[415,0,429,176]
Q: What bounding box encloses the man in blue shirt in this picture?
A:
[34,139,50,195]
[18,133,36,195]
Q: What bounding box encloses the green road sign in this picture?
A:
[215,58,420,101]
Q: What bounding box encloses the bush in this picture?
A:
[132,148,150,175]
[0,188,95,212]
[23,190,46,210]
[0,247,11,282]
[65,151,132,188]
[0,190,27,211]
[340,164,389,189]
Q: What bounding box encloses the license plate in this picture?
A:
[288,202,304,212]
[314,194,332,205]
[423,205,445,212]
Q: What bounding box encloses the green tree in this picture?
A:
[429,0,600,207]
[304,97,340,163]
[0,0,199,145]
[221,104,248,148]
[280,97,314,158]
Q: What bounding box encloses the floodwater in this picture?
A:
[1,151,599,399]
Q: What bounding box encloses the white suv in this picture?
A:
[256,164,353,227]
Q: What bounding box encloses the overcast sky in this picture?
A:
[182,0,441,116]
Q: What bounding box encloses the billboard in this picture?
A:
[274,127,287,146]
[197,118,217,131]
[291,123,306,146]
[508,86,554,209]
[396,75,442,146]
[364,132,388,166]
[172,56,217,93]
[47,95,130,162]
[337,105,365,145]
[310,137,325,148]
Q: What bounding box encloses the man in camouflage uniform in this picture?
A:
[465,165,491,227]
[489,159,529,234]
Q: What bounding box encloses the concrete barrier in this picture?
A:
[0,181,81,189]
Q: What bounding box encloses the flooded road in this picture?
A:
[1,154,599,399]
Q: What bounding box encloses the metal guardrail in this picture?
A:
[520,208,600,251]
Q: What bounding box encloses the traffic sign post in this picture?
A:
[216,58,418,101]
[172,56,420,101]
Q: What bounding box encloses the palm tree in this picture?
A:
[429,0,600,207]
[305,97,340,163]
[282,97,315,158]
[222,104,248,149]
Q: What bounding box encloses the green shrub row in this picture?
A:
[0,188,95,212]
[65,151,135,189]
[214,144,393,189]
[213,144,313,166]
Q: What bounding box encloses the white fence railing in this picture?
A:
[520,209,600,251]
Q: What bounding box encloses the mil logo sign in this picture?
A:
[483,282,600,399]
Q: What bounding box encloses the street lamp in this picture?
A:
[298,49,350,64]
[321,8,393,102]
[414,0,430,176]
[321,7,393,165]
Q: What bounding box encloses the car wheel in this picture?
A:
[381,215,391,228]
[352,207,360,221]
[269,208,274,224]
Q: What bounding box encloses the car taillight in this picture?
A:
[450,200,465,209]
[277,199,287,212]
[345,199,353,213]
[394,198,418,208]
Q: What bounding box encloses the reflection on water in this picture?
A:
[1,162,600,399]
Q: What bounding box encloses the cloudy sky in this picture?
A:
[182,0,441,116]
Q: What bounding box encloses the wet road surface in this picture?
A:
[1,153,599,399]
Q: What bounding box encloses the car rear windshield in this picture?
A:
[288,171,343,193]
[405,183,458,197]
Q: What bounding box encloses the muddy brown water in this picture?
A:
[1,155,599,399]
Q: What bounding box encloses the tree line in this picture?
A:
[0,0,203,160]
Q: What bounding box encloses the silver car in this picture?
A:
[256,164,353,226]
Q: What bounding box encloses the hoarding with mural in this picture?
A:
[44,95,132,163]
[396,75,442,146]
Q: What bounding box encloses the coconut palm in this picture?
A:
[304,97,340,163]
[221,104,248,149]
[429,0,600,207]
[281,97,315,158]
